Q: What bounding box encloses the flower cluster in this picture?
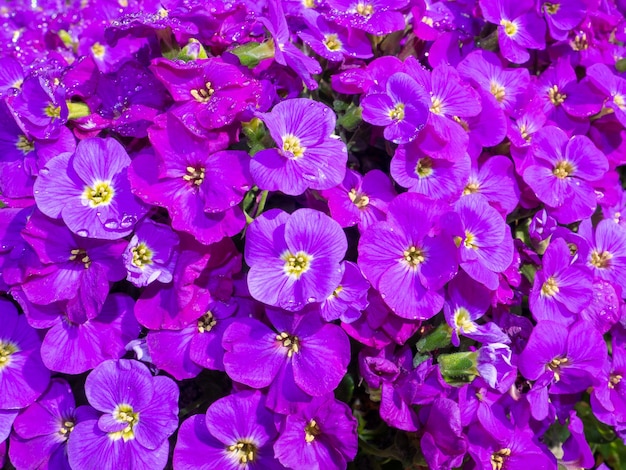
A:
[2,0,626,469]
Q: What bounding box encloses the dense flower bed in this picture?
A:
[1,0,626,468]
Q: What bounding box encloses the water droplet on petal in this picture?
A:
[76,229,89,237]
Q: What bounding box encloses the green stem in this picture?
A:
[254,190,269,218]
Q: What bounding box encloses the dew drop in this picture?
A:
[76,229,88,237]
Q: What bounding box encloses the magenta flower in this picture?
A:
[34,137,147,239]
[245,208,347,311]
[150,57,260,130]
[67,359,179,470]
[326,0,410,35]
[461,155,519,216]
[523,126,609,224]
[222,308,351,413]
[529,238,593,324]
[519,321,606,394]
[361,72,429,144]
[587,63,626,128]
[274,395,358,470]
[298,11,372,61]
[391,139,470,201]
[174,391,282,470]
[0,298,50,409]
[20,211,126,320]
[579,218,626,288]
[322,169,396,232]
[457,49,531,114]
[358,192,458,319]
[123,219,179,288]
[541,0,586,40]
[318,261,369,323]
[9,379,93,470]
[250,98,347,196]
[448,194,514,290]
[479,0,546,64]
[128,113,250,245]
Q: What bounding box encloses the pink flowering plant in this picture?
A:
[3,0,626,469]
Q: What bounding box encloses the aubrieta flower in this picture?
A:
[20,211,126,320]
[390,139,470,201]
[318,261,369,323]
[446,194,514,291]
[298,11,372,62]
[419,398,467,469]
[479,0,546,64]
[250,98,347,196]
[261,0,322,90]
[587,63,626,128]
[322,168,396,232]
[518,320,606,394]
[67,359,179,470]
[245,208,347,311]
[9,378,92,470]
[361,72,429,144]
[150,57,260,131]
[0,298,50,409]
[325,0,410,35]
[34,136,147,239]
[274,395,358,470]
[174,391,282,469]
[358,192,458,319]
[523,126,609,224]
[529,237,593,324]
[461,155,519,216]
[223,308,351,413]
[457,49,531,114]
[123,218,179,288]
[579,218,626,289]
[129,113,250,245]
[541,0,586,41]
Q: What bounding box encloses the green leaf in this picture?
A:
[617,58,626,73]
[438,351,478,386]
[416,323,451,353]
[231,41,275,68]
[334,373,355,404]
[337,103,362,132]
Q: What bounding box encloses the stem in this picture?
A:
[254,190,269,217]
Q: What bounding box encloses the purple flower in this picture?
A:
[274,395,358,470]
[298,11,372,61]
[11,76,68,140]
[123,219,179,288]
[579,218,626,289]
[529,237,593,324]
[25,294,140,375]
[250,98,347,196]
[245,208,347,311]
[261,0,322,90]
[0,57,23,96]
[325,0,410,35]
[20,211,126,320]
[457,50,531,114]
[523,126,608,224]
[358,192,458,319]
[467,420,555,469]
[405,59,481,161]
[461,155,519,216]
[150,57,260,130]
[391,140,470,201]
[322,169,396,232]
[541,0,586,40]
[447,194,514,290]
[67,359,179,470]
[587,63,626,128]
[419,398,468,469]
[361,72,428,144]
[9,379,92,470]
[34,137,147,239]
[479,0,546,64]
[443,272,509,347]
[318,261,369,323]
[128,113,250,245]
[476,343,517,393]
[0,298,50,409]
[174,391,281,470]
[222,308,351,413]
[519,321,606,394]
